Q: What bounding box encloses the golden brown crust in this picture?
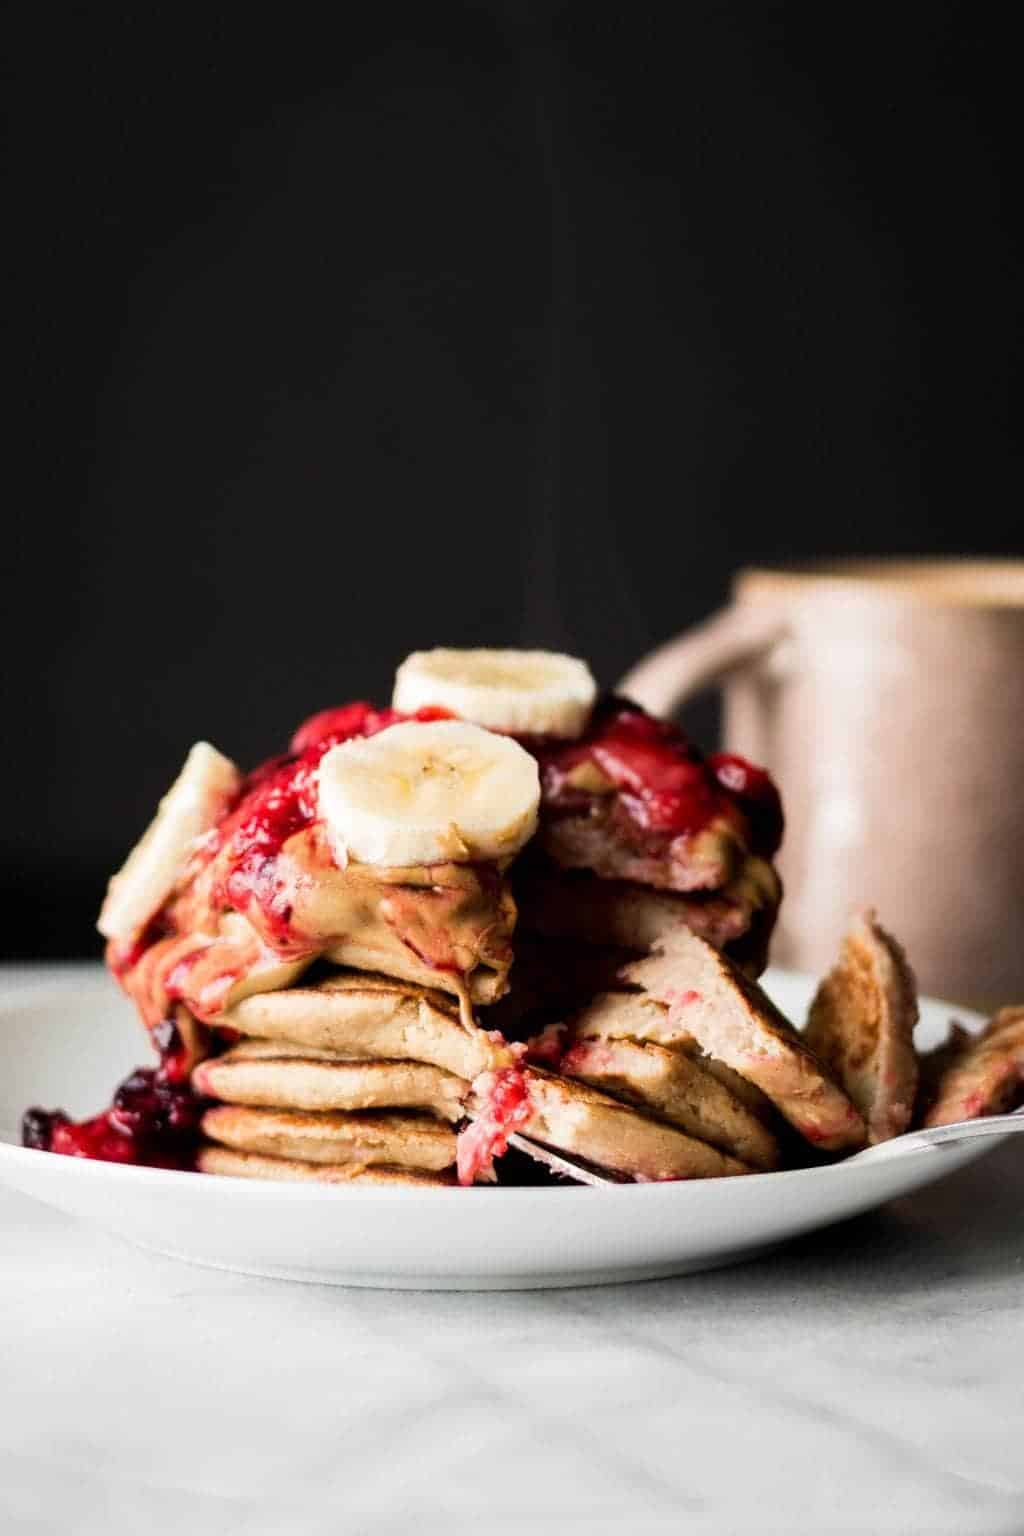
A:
[226,971,510,1080]
[196,1145,457,1185]
[559,1014,779,1170]
[621,931,865,1152]
[193,1047,468,1120]
[201,1105,456,1170]
[804,909,919,1144]
[489,1066,752,1181]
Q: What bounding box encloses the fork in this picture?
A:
[509,1108,1024,1183]
[843,1105,1024,1166]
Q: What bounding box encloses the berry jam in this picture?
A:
[288,702,446,757]
[456,1063,532,1185]
[151,1015,193,1084]
[529,696,783,857]
[21,1017,208,1170]
[707,752,784,858]
[523,1022,568,1066]
[22,1070,207,1170]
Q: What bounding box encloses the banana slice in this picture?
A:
[317,719,540,868]
[392,647,597,738]
[98,742,240,942]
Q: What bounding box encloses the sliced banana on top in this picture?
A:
[317,720,540,868]
[98,742,241,942]
[392,647,597,738]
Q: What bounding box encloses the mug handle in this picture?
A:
[618,605,788,717]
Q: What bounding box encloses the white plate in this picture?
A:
[0,963,1003,1290]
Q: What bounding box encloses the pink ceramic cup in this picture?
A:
[620,559,1024,1005]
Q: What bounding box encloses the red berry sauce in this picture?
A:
[22,1020,208,1170]
[706,751,785,859]
[207,702,452,948]
[527,696,783,857]
[455,1062,533,1185]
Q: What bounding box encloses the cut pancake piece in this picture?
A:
[201,1105,456,1170]
[804,909,919,1144]
[692,1056,775,1117]
[193,1046,467,1121]
[470,1066,751,1181]
[558,1009,779,1170]
[923,1007,1024,1127]
[513,860,780,976]
[915,1023,972,1118]
[197,1145,456,1185]
[554,976,774,1122]
[226,971,510,1081]
[621,931,865,1152]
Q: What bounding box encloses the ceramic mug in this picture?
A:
[620,559,1024,1005]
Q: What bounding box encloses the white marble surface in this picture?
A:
[2,1139,1023,1536]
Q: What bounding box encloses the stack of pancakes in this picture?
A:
[191,955,774,1186]
[76,650,984,1187]
[189,884,936,1184]
[173,688,809,1186]
[182,728,883,1186]
[193,972,508,1186]
[188,941,780,1186]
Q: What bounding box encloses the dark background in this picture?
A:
[5,3,1022,956]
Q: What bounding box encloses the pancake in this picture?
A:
[226,971,510,1080]
[564,988,773,1117]
[620,931,865,1152]
[470,1066,752,1181]
[201,1105,456,1169]
[804,909,919,1144]
[197,1145,457,1185]
[558,1004,779,1170]
[923,1007,1024,1127]
[193,1044,467,1120]
[215,1039,365,1061]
